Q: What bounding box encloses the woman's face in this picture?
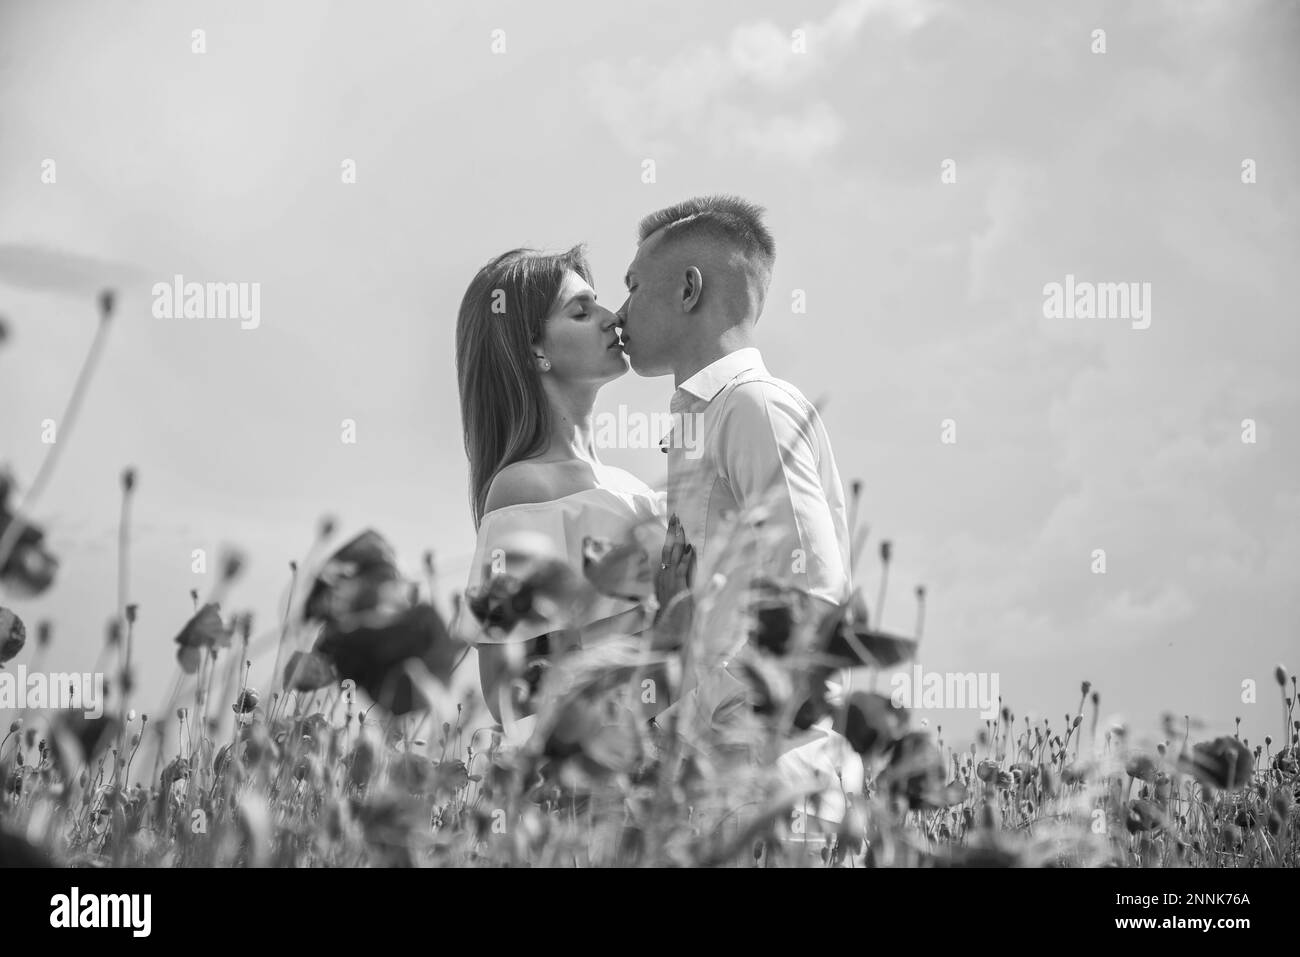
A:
[537,270,628,384]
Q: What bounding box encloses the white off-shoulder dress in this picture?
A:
[454,470,667,745]
[455,468,862,829]
[458,473,667,646]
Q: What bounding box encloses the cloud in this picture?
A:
[1098,585,1195,629]
[0,243,148,298]
[587,0,937,164]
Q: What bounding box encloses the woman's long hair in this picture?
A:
[455,245,592,529]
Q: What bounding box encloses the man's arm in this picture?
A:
[713,381,849,605]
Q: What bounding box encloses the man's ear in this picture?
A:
[681,266,703,312]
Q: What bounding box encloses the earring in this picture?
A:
[539,358,551,372]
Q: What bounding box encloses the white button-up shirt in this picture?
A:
[663,347,852,625]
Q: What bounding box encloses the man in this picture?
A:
[617,195,860,830]
[617,194,851,640]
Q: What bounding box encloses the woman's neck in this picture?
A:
[541,380,601,464]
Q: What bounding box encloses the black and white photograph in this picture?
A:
[0,0,1296,928]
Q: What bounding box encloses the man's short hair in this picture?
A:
[638,195,776,281]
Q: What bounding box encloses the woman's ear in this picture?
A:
[681,266,703,312]
[534,353,551,372]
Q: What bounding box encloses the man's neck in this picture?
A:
[673,327,755,389]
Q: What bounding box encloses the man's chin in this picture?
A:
[625,352,653,377]
[628,358,668,378]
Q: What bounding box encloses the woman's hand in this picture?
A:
[652,514,695,645]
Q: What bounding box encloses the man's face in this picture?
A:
[616,233,679,377]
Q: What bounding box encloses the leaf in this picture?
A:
[282,650,338,692]
[314,603,464,715]
[835,690,908,756]
[174,603,226,649]
[177,644,203,675]
[1178,736,1254,791]
[303,529,402,625]
[0,606,26,665]
[0,497,59,598]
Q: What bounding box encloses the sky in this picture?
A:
[1,0,1297,753]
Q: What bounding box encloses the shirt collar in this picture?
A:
[676,347,767,403]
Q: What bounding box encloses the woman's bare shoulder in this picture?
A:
[483,460,566,514]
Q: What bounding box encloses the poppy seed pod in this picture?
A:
[1276,665,1288,687]
[1081,680,1091,696]
[234,688,260,714]
[220,550,245,583]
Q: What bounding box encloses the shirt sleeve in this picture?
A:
[712,381,849,604]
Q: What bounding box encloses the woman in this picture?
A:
[453,245,690,729]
